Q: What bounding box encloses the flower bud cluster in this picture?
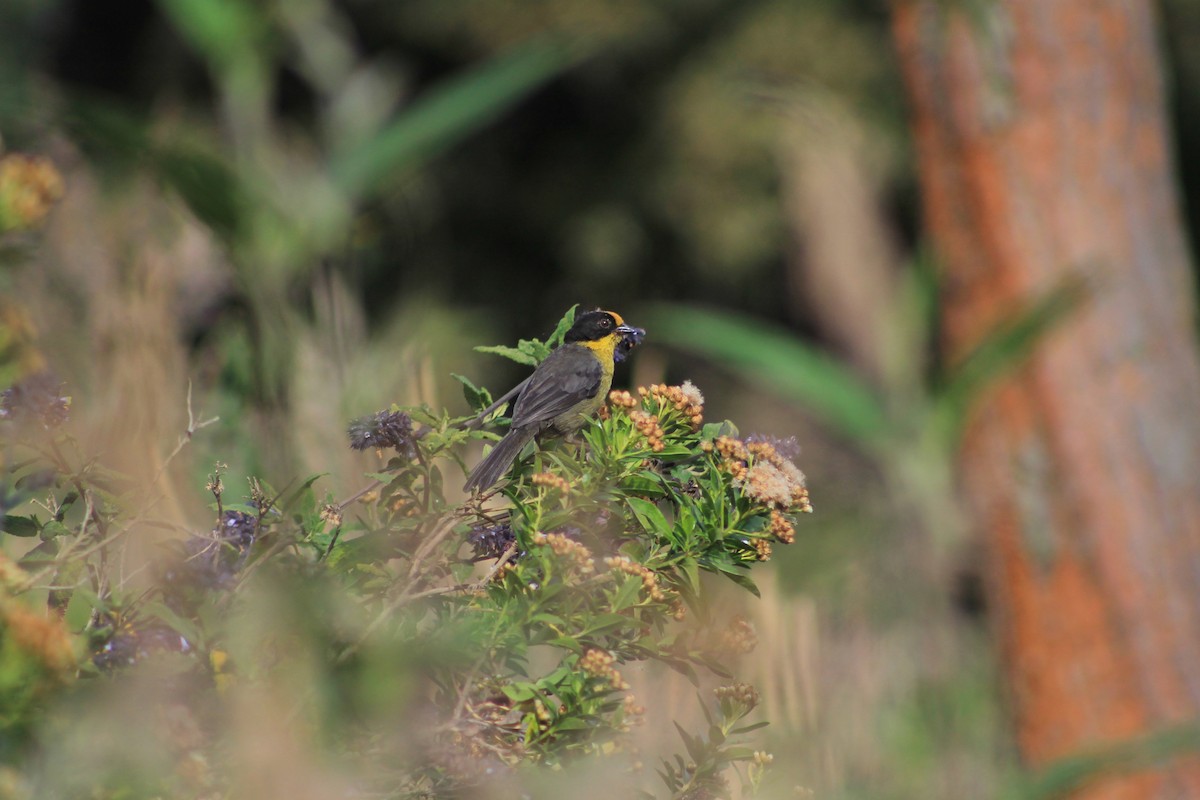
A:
[721,616,759,655]
[533,531,595,575]
[388,496,421,518]
[715,682,760,710]
[604,555,666,601]
[642,381,704,430]
[747,439,811,512]
[319,504,342,527]
[347,409,418,458]
[2,602,74,672]
[628,410,665,452]
[754,538,773,561]
[669,598,687,621]
[623,694,646,724]
[768,510,795,544]
[705,436,749,480]
[610,382,706,449]
[531,471,572,495]
[607,389,637,410]
[0,154,63,231]
[580,648,630,691]
[703,432,811,547]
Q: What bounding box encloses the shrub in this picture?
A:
[0,309,811,798]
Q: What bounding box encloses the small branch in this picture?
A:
[319,525,343,562]
[406,514,463,581]
[448,650,491,730]
[335,534,512,666]
[470,542,517,590]
[338,478,384,511]
[151,381,219,490]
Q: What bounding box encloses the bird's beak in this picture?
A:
[614,325,645,363]
[616,324,645,341]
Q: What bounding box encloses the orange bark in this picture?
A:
[892,2,1200,796]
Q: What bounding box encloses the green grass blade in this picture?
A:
[158,0,267,72]
[645,305,888,443]
[1012,721,1200,799]
[933,279,1086,444]
[332,42,572,196]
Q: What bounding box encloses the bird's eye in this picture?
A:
[600,317,611,328]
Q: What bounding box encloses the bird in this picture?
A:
[464,309,644,493]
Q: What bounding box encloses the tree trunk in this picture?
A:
[892,2,1200,797]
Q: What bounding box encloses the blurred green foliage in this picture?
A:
[649,279,1085,456]
[0,0,1197,796]
[0,309,812,797]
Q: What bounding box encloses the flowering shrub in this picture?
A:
[0,154,62,234]
[0,309,811,798]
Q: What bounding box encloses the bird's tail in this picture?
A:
[464,427,536,493]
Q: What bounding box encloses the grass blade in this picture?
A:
[646,305,888,444]
[933,279,1086,443]
[332,42,572,196]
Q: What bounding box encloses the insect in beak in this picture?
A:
[614,325,646,363]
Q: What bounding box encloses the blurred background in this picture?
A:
[3,0,1200,797]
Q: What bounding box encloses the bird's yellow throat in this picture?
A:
[580,334,620,366]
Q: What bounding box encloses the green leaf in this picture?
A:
[156,144,247,242]
[934,279,1086,444]
[158,0,267,71]
[698,693,715,727]
[626,497,671,539]
[611,574,642,612]
[715,745,757,763]
[451,373,492,412]
[279,474,327,511]
[143,601,205,649]
[649,443,693,459]
[723,572,760,598]
[583,613,634,635]
[545,636,582,653]
[15,469,56,492]
[647,304,888,443]
[18,538,58,567]
[677,557,701,600]
[56,491,79,520]
[1015,721,1200,800]
[326,530,402,569]
[474,344,540,367]
[674,722,706,762]
[2,515,39,537]
[39,521,72,540]
[64,588,95,631]
[517,338,552,363]
[619,470,667,498]
[553,717,590,731]
[546,305,579,348]
[701,421,739,441]
[501,682,537,703]
[332,42,572,196]
[539,666,572,688]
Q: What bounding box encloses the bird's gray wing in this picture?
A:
[510,344,602,429]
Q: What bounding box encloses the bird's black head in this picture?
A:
[564,310,624,343]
